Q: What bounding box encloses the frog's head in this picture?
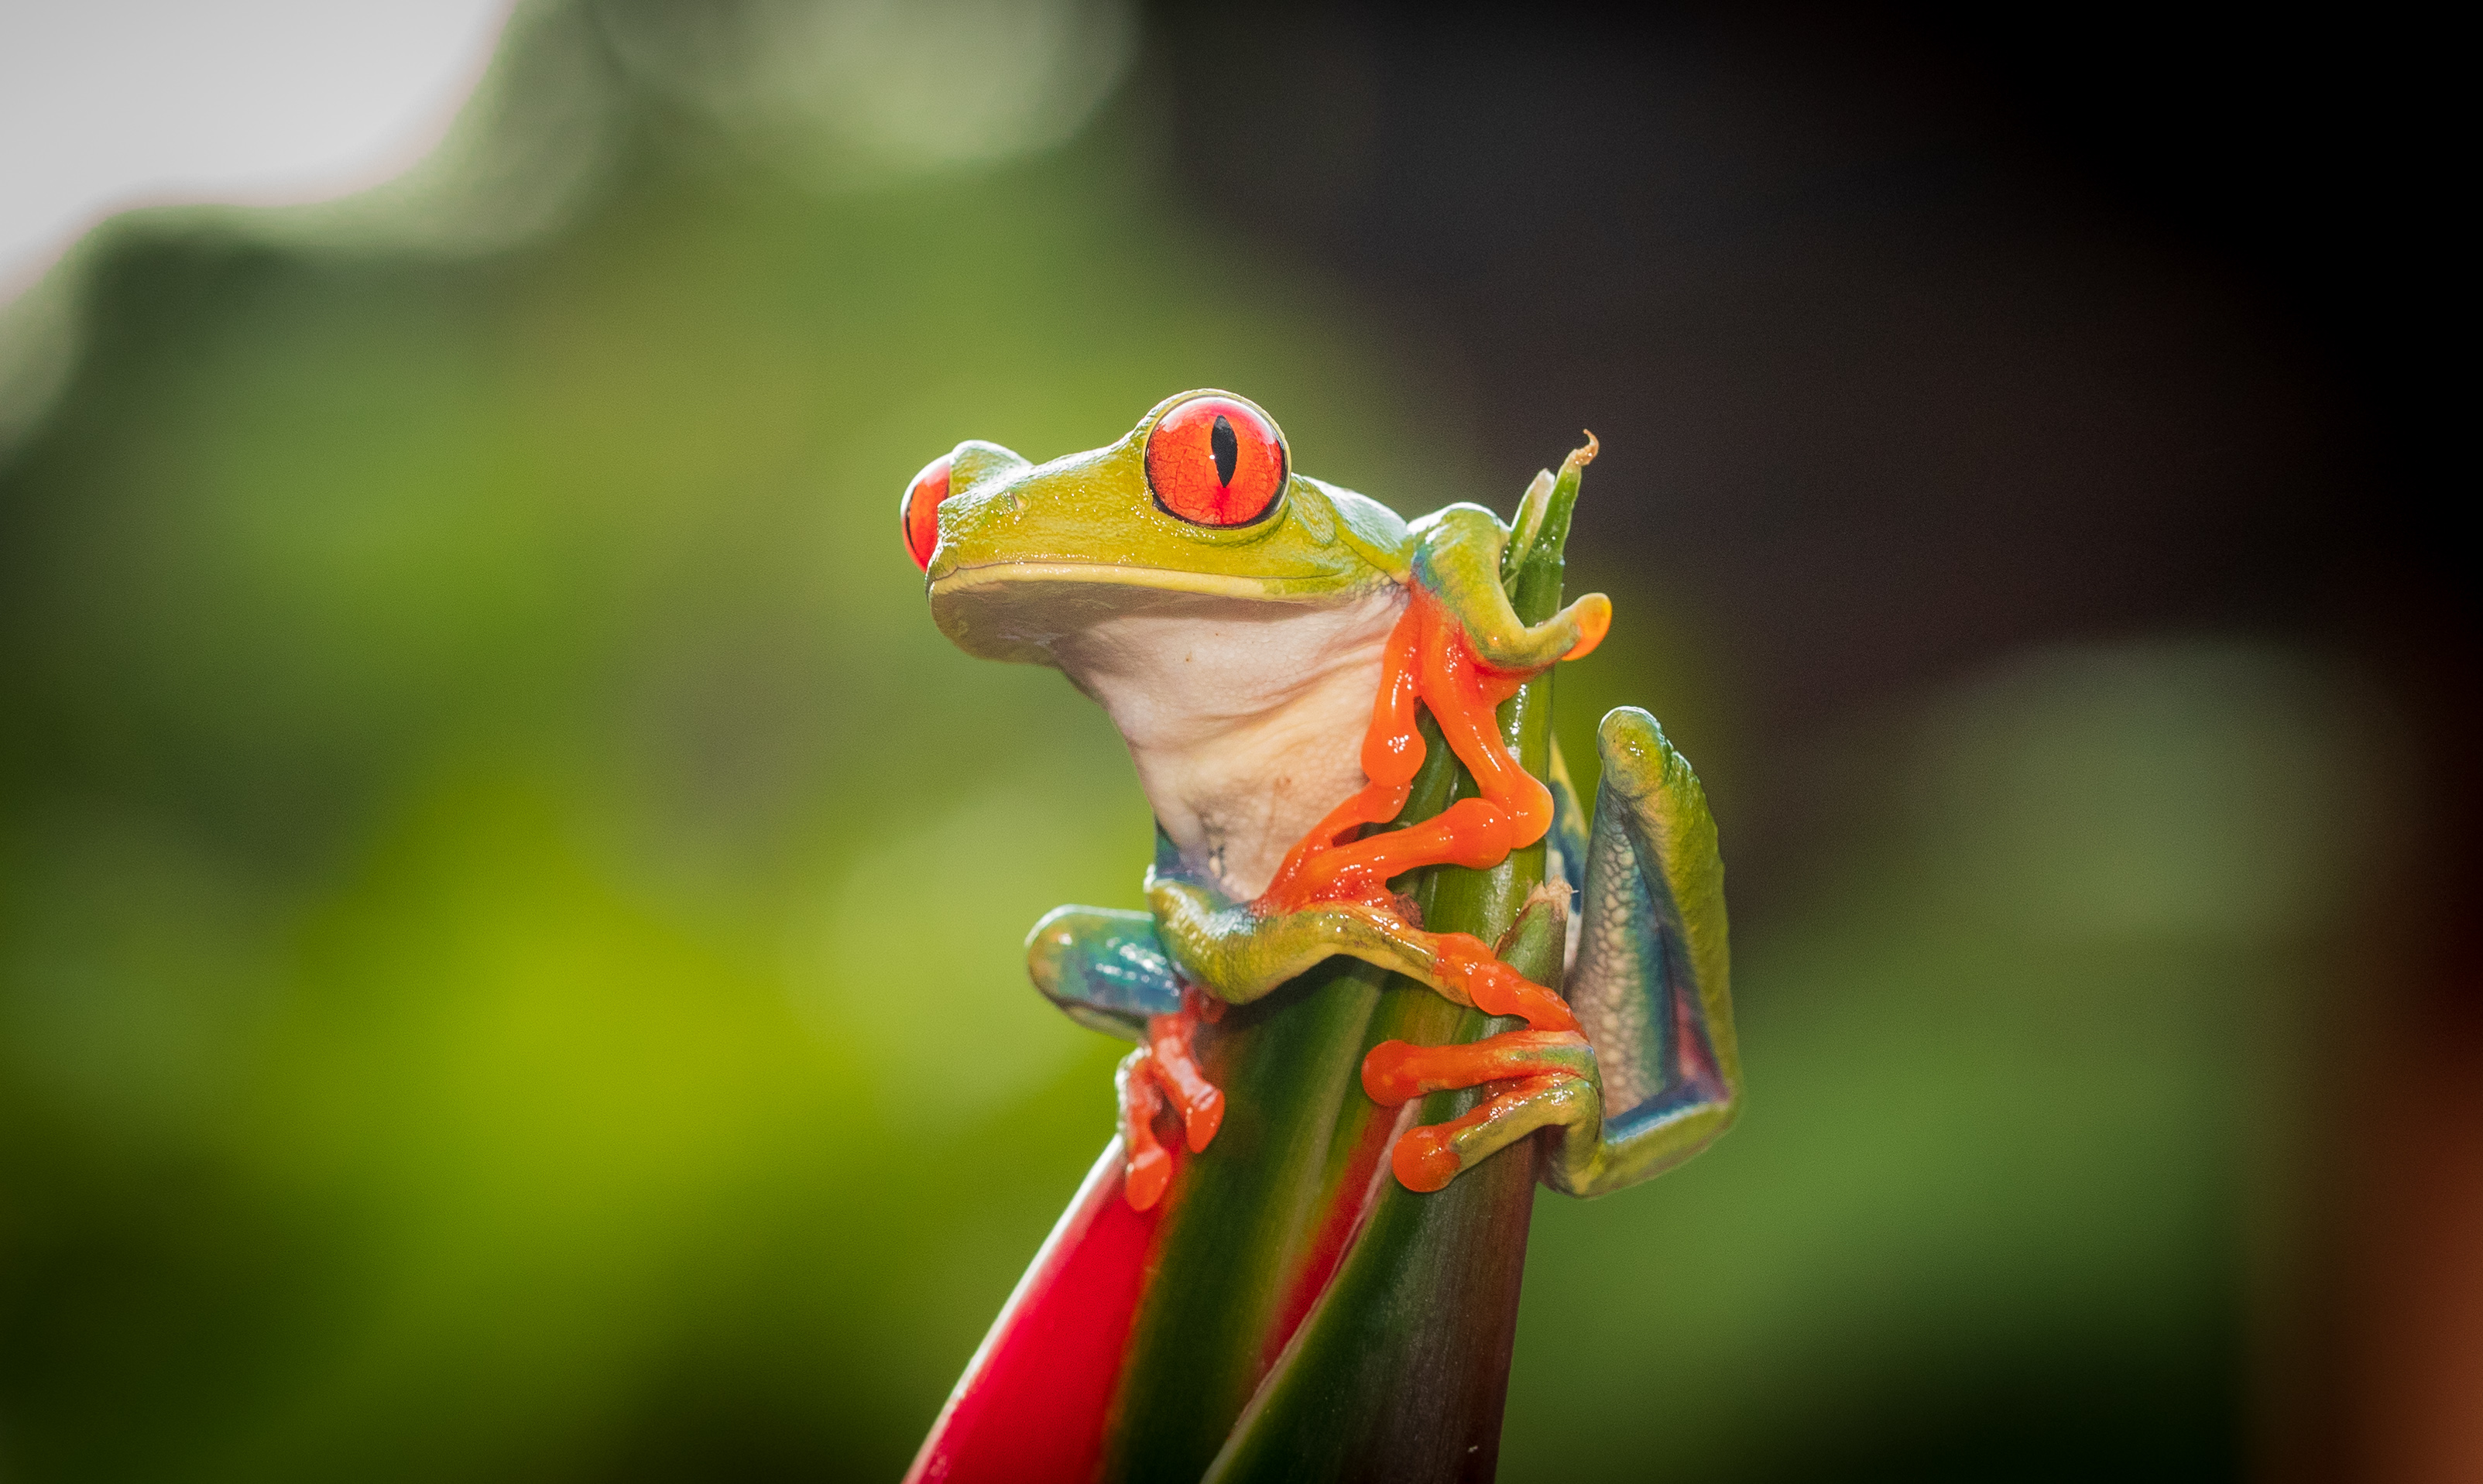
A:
[903,391,1405,667]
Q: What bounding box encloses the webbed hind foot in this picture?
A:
[1361,1028,1599,1191]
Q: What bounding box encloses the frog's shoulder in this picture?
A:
[1295,475,1415,581]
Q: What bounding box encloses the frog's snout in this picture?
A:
[901,438,1030,572]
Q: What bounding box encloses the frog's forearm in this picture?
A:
[1145,871,1435,1003]
[1407,504,1610,671]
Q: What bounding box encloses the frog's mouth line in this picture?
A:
[930,560,1362,602]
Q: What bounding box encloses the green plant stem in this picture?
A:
[1109,464,1584,1483]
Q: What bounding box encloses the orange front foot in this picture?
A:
[1114,989,1226,1210]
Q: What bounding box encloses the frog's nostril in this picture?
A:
[902,454,955,571]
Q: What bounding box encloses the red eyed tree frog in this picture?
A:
[902,391,1741,1209]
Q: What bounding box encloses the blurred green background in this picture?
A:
[2,3,2468,1481]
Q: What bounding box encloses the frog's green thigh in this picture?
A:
[1365,706,1742,1197]
[1543,705,1742,1194]
[1143,874,1442,1006]
[1024,905,1188,1042]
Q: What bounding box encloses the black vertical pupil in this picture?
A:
[1210,414,1239,487]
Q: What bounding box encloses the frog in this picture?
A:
[901,389,1740,1211]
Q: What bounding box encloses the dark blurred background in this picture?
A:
[2,2,2470,1480]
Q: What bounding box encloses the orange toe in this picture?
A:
[1147,1007,1226,1153]
[1391,1126,1459,1193]
[1563,595,1612,661]
[1360,1040,1426,1106]
[1179,1085,1224,1153]
[1124,1143,1171,1211]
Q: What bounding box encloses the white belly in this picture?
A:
[1052,587,1407,900]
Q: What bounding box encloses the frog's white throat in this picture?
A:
[1050,585,1408,902]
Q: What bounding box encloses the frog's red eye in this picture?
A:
[902,454,954,571]
[1144,396,1287,527]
